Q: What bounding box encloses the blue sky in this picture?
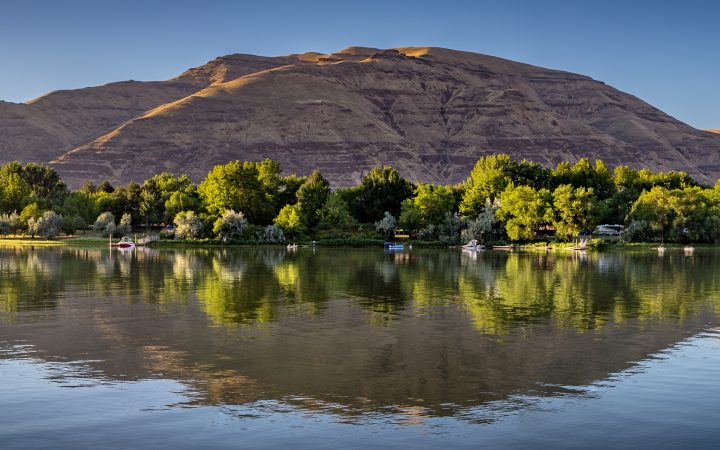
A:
[1,0,718,128]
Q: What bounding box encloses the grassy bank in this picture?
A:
[0,235,117,247]
[0,234,717,252]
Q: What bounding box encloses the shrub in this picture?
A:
[0,212,22,236]
[115,213,132,237]
[256,224,285,243]
[417,224,438,240]
[438,213,465,245]
[32,211,63,239]
[93,212,116,237]
[375,211,396,240]
[213,210,249,242]
[174,211,204,239]
[586,238,608,250]
[61,215,86,235]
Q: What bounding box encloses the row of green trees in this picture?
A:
[0,154,716,243]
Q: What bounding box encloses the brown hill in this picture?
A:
[0,80,202,164]
[708,129,720,134]
[4,46,720,187]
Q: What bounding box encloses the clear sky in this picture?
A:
[1,0,718,129]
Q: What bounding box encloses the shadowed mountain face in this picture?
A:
[3,46,720,187]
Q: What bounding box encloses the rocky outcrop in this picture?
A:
[3,46,720,187]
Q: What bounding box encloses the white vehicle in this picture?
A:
[594,224,624,236]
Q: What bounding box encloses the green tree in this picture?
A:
[274,204,303,237]
[20,163,68,208]
[296,170,330,228]
[0,162,32,211]
[413,184,456,226]
[97,180,114,193]
[61,215,85,236]
[497,185,551,241]
[398,199,423,237]
[318,192,356,228]
[355,166,413,222]
[165,191,201,222]
[460,154,517,216]
[19,203,42,228]
[60,191,97,229]
[551,185,597,241]
[198,160,274,224]
[140,173,200,226]
[275,174,306,212]
[627,186,674,243]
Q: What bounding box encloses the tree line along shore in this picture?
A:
[0,154,717,247]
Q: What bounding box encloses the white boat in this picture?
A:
[111,236,135,249]
[287,243,298,251]
[462,239,485,251]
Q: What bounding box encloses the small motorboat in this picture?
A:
[684,246,694,256]
[462,239,485,251]
[384,242,404,251]
[114,236,135,249]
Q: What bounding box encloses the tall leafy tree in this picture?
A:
[460,154,518,216]
[296,170,330,227]
[0,168,31,212]
[165,191,201,221]
[60,191,98,229]
[355,166,414,223]
[198,160,275,224]
[398,199,423,237]
[497,185,552,241]
[20,163,68,208]
[413,184,457,226]
[627,186,674,243]
[551,185,597,241]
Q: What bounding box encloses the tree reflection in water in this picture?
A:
[0,246,718,422]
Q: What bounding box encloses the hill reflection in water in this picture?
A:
[0,246,718,423]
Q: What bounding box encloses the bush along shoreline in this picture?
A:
[0,154,718,248]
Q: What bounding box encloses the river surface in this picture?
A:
[0,246,719,449]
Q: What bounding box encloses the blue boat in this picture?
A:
[384,242,404,251]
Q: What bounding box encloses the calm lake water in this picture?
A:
[1,246,719,449]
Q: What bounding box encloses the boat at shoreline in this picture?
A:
[112,236,135,249]
[384,242,404,251]
[462,239,485,251]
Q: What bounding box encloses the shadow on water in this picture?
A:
[0,246,719,423]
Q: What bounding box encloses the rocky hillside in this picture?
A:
[3,46,720,187]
